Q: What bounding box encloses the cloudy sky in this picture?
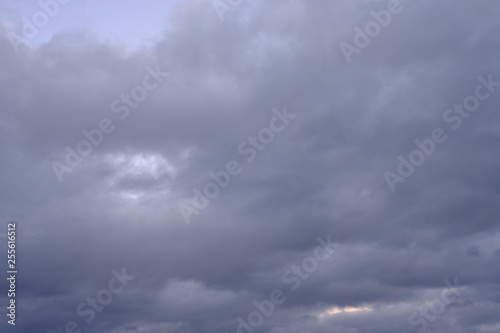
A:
[1,0,500,332]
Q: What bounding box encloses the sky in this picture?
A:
[0,0,500,332]
[1,0,179,48]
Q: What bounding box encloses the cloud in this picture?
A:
[0,0,500,332]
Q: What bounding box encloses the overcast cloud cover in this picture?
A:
[0,0,500,332]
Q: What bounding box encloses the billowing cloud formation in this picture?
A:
[0,0,500,332]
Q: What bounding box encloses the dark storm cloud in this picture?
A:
[0,0,500,332]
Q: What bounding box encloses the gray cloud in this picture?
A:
[0,0,500,332]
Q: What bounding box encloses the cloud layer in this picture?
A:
[1,0,500,332]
